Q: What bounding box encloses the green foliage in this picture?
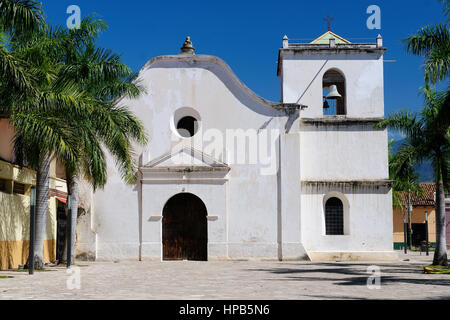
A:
[378,88,449,265]
[0,0,44,36]
[378,88,450,190]
[388,141,424,210]
[403,1,450,85]
[0,4,148,189]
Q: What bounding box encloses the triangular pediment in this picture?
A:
[311,31,351,44]
[142,147,230,172]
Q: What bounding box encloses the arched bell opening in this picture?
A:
[323,69,346,116]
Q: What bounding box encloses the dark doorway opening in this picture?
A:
[411,223,426,247]
[163,193,207,261]
[56,201,67,262]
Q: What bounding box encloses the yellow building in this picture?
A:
[393,183,437,250]
[0,119,67,270]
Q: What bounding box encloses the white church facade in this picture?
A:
[77,32,397,262]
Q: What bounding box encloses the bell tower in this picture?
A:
[277,32,386,118]
[278,31,393,260]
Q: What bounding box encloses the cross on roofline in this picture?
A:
[323,14,334,31]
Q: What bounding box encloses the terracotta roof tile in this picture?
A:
[400,183,436,207]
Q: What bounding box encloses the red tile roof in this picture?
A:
[400,183,436,207]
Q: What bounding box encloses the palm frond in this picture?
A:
[404,23,450,85]
[423,43,450,84]
[376,110,424,143]
[0,43,36,97]
[404,24,450,57]
[0,0,44,36]
[10,110,79,170]
[66,15,107,49]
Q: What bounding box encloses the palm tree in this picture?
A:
[404,1,449,85]
[1,8,147,268]
[2,18,107,268]
[389,140,424,248]
[54,17,147,264]
[61,101,147,264]
[377,88,449,266]
[0,3,147,269]
[0,1,73,270]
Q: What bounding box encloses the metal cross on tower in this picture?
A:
[323,14,334,31]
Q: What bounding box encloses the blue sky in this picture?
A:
[43,0,447,122]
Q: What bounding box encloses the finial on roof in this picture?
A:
[323,14,334,31]
[180,36,195,55]
[376,34,383,48]
[283,35,289,48]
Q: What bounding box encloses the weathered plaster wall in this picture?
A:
[301,183,396,261]
[92,56,306,261]
[0,160,66,269]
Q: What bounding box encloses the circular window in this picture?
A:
[177,116,199,138]
[172,107,201,138]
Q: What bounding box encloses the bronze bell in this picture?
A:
[180,36,195,55]
[326,85,342,100]
[323,99,330,109]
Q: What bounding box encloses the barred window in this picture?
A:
[13,182,26,195]
[325,197,344,235]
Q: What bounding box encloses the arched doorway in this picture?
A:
[162,193,208,261]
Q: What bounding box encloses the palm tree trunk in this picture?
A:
[433,179,448,266]
[62,175,80,265]
[32,153,50,270]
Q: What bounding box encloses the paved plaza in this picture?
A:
[0,252,449,300]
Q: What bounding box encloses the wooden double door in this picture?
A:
[162,193,208,261]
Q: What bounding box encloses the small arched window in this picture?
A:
[323,69,346,116]
[325,197,344,235]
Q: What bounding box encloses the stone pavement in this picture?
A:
[0,252,448,300]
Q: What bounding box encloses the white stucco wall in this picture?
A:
[301,183,395,261]
[91,55,306,261]
[300,123,389,180]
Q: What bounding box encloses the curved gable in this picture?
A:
[136,55,303,116]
